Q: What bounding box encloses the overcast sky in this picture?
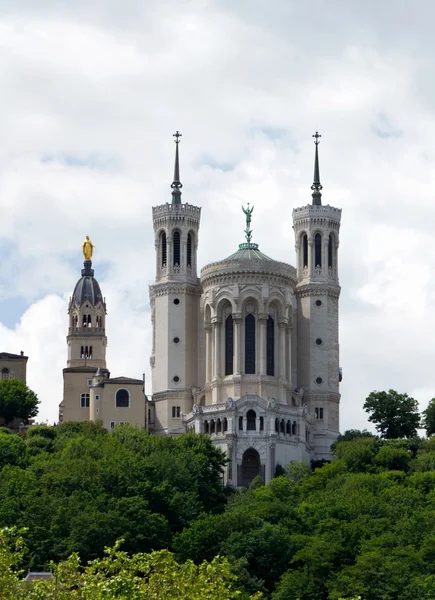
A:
[1,0,435,430]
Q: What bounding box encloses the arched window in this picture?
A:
[239,416,243,431]
[187,233,192,267]
[210,419,215,434]
[246,410,256,431]
[275,418,279,433]
[84,346,88,358]
[87,315,92,327]
[302,234,308,268]
[173,231,181,266]
[82,315,87,327]
[217,418,222,433]
[267,316,274,376]
[160,231,167,267]
[223,418,228,432]
[286,420,291,435]
[292,421,297,435]
[80,346,84,359]
[225,315,234,376]
[328,234,333,268]
[115,389,129,408]
[280,419,285,434]
[245,314,256,374]
[1,368,10,380]
[89,346,93,359]
[204,420,209,434]
[315,233,322,267]
[260,416,264,431]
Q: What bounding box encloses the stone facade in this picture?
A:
[149,135,342,486]
[0,352,28,383]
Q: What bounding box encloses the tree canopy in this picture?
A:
[0,379,39,426]
[363,389,420,438]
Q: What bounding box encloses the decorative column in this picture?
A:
[286,324,292,385]
[323,238,329,276]
[308,239,313,277]
[258,313,267,375]
[212,317,221,379]
[268,442,276,484]
[279,321,287,380]
[233,313,242,375]
[205,322,212,383]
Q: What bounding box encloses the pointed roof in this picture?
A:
[311,131,323,206]
[171,131,183,204]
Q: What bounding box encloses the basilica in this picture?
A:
[59,132,342,487]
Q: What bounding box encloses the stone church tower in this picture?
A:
[149,132,202,434]
[292,133,342,458]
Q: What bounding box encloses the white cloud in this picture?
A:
[2,0,435,429]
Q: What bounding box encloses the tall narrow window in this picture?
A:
[246,410,256,431]
[315,233,322,267]
[245,314,256,374]
[80,393,90,408]
[302,234,308,267]
[328,234,333,268]
[267,316,274,376]
[161,232,167,267]
[87,315,92,327]
[187,233,192,267]
[173,231,180,266]
[225,315,234,375]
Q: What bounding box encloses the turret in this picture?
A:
[292,133,342,460]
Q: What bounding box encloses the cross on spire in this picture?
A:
[171,130,183,204]
[313,131,321,145]
[311,131,323,206]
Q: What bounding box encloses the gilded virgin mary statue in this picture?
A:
[82,236,95,261]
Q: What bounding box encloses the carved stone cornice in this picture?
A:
[295,284,341,299]
[201,267,297,289]
[149,282,202,298]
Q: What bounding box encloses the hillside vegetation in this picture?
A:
[2,417,435,597]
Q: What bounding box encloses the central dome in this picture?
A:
[70,260,104,308]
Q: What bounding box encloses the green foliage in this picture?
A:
[422,398,435,437]
[5,427,435,598]
[0,431,27,470]
[0,426,228,570]
[363,389,420,439]
[0,528,262,599]
[0,379,39,426]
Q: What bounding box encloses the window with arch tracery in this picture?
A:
[314,233,322,267]
[173,231,180,266]
[115,389,129,408]
[187,233,192,267]
[267,316,275,376]
[160,231,167,267]
[225,314,234,376]
[1,368,10,380]
[245,314,256,374]
[302,234,308,268]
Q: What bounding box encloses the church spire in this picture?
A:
[171,131,183,205]
[311,131,323,206]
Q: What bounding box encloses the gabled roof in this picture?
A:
[0,352,27,360]
[107,376,143,385]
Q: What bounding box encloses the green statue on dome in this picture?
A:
[242,203,254,243]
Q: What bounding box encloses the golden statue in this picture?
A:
[82,236,95,261]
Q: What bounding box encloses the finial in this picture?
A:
[171,131,183,205]
[311,131,323,206]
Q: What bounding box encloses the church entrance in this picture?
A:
[240,448,261,488]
